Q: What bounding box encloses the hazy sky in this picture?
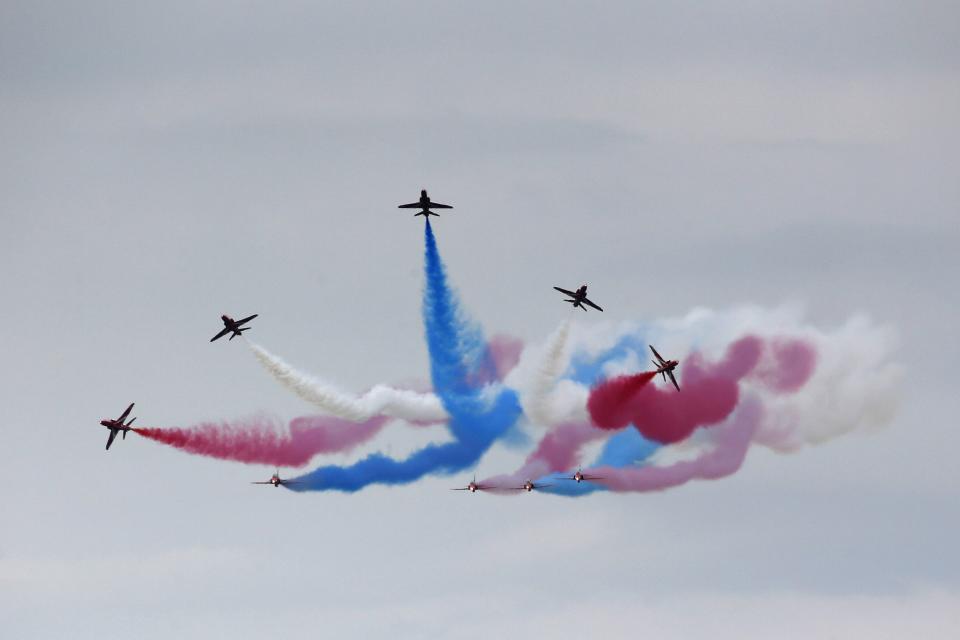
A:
[2,2,958,638]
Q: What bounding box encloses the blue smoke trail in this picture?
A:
[290,221,521,492]
[540,430,660,497]
[596,428,661,468]
[566,330,651,385]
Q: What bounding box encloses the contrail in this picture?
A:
[288,220,521,491]
[133,414,387,467]
[246,341,448,422]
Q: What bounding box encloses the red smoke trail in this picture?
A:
[586,371,658,431]
[587,336,766,444]
[134,415,387,467]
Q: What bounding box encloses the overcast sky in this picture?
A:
[2,2,959,638]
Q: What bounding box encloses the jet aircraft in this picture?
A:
[252,470,301,488]
[451,476,493,493]
[650,344,681,391]
[210,314,258,342]
[510,479,553,492]
[398,189,453,217]
[562,467,604,483]
[100,402,136,450]
[553,284,603,312]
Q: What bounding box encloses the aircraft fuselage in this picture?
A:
[656,360,679,374]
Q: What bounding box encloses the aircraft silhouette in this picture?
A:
[210,314,258,342]
[553,284,603,312]
[100,402,136,450]
[398,189,453,218]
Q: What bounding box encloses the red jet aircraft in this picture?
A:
[450,476,494,493]
[100,402,136,450]
[210,313,258,342]
[252,470,301,488]
[510,479,553,492]
[650,344,681,391]
[562,467,604,483]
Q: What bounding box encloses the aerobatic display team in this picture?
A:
[98,189,901,496]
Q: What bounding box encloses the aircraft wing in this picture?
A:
[553,286,578,297]
[251,481,273,484]
[105,429,118,450]
[666,369,680,392]
[117,402,134,422]
[450,487,470,490]
[430,202,452,209]
[235,314,258,326]
[649,345,666,364]
[582,297,604,312]
[210,327,232,342]
[398,202,422,209]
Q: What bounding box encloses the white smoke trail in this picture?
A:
[513,319,584,426]
[246,342,448,422]
[750,315,902,452]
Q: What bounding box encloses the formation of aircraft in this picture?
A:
[96,188,684,497]
[650,345,681,392]
[100,402,136,450]
[252,470,302,488]
[210,313,258,342]
[553,284,603,312]
[398,189,453,218]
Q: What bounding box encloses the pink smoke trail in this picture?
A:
[597,397,763,492]
[488,333,524,381]
[134,415,387,467]
[590,336,818,492]
[481,422,607,490]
